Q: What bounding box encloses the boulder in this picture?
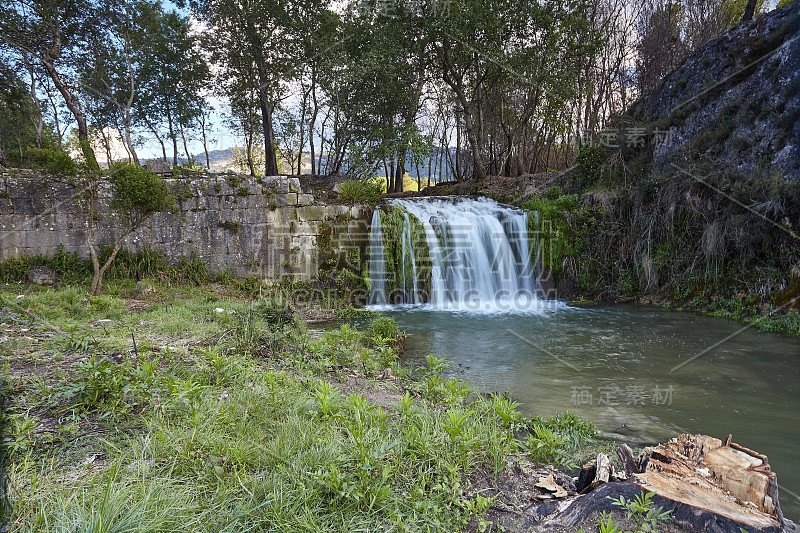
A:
[26,265,57,286]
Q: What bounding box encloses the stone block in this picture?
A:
[297,194,314,206]
[297,206,329,223]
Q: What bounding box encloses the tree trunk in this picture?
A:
[741,0,756,23]
[99,127,113,166]
[166,109,178,167]
[309,68,318,176]
[40,58,98,171]
[199,113,211,168]
[24,54,43,149]
[47,91,63,149]
[255,57,279,176]
[179,123,192,165]
[144,116,168,162]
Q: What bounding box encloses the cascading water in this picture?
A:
[368,209,387,305]
[368,196,546,312]
[400,212,419,304]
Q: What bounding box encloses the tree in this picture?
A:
[135,3,209,166]
[190,0,290,176]
[741,0,757,21]
[421,0,599,180]
[0,0,101,170]
[330,0,430,191]
[86,163,176,295]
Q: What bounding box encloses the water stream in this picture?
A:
[365,196,800,520]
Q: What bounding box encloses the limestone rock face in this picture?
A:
[628,4,800,180]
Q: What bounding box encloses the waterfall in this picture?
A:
[368,196,545,312]
[368,209,387,305]
[400,212,419,304]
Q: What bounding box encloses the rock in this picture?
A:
[134,281,155,296]
[26,265,57,285]
[145,159,172,175]
[297,193,314,206]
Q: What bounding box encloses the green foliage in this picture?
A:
[107,163,177,226]
[524,193,583,274]
[253,297,295,327]
[523,423,574,467]
[336,179,383,205]
[378,207,431,302]
[0,247,208,287]
[23,147,78,176]
[217,220,240,234]
[575,144,609,188]
[522,412,598,467]
[608,491,672,533]
[367,316,399,341]
[55,355,137,413]
[490,394,523,426]
[545,185,562,200]
[3,285,601,532]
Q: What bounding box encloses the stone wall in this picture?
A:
[0,169,371,281]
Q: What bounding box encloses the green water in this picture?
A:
[386,304,800,520]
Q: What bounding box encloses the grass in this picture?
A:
[1,282,602,532]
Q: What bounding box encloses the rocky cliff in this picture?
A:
[537,4,800,321]
[627,3,799,180]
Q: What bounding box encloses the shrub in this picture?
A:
[24,147,77,176]
[107,163,176,222]
[575,144,608,188]
[368,316,399,341]
[545,185,562,200]
[337,179,382,205]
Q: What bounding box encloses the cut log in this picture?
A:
[576,459,596,493]
[617,443,638,477]
[593,453,611,485]
[632,434,793,533]
[533,434,796,533]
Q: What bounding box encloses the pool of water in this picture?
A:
[383,304,800,520]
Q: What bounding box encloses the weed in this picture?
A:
[523,423,575,468]
[367,316,399,342]
[217,220,240,234]
[336,179,383,205]
[608,491,672,533]
[55,355,136,414]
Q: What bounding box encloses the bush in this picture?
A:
[337,179,383,205]
[107,163,176,221]
[545,186,562,200]
[24,147,77,176]
[575,144,608,188]
[368,316,399,341]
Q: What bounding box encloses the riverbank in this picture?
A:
[1,279,611,532]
